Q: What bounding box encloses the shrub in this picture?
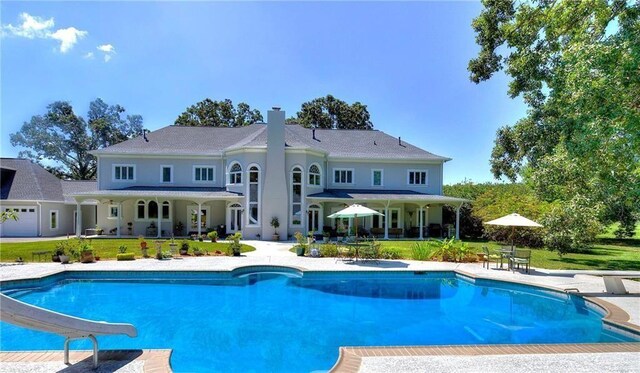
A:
[180,240,189,251]
[319,244,339,257]
[380,248,402,260]
[542,197,603,255]
[116,253,135,261]
[226,232,242,255]
[118,245,127,254]
[411,242,433,261]
[207,231,218,241]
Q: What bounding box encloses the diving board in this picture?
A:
[0,293,137,368]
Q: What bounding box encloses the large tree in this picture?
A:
[469,0,640,239]
[10,99,143,180]
[174,98,263,127]
[288,95,374,130]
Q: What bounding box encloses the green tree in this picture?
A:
[469,0,640,241]
[174,98,263,127]
[289,95,374,130]
[10,99,143,180]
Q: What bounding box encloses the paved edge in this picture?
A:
[0,349,172,373]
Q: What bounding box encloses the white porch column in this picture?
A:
[455,204,461,240]
[384,202,389,240]
[157,202,161,238]
[197,202,202,237]
[418,206,423,240]
[76,201,82,238]
[117,202,122,238]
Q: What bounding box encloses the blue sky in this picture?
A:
[1,1,527,184]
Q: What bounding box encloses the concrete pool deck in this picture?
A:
[1,240,639,372]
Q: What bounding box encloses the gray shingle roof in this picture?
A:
[91,123,450,161]
[61,180,98,203]
[308,189,469,203]
[1,158,65,201]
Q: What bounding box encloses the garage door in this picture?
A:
[1,207,38,237]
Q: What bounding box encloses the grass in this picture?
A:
[378,239,640,270]
[598,222,640,239]
[0,238,255,262]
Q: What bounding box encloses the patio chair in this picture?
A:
[481,246,501,269]
[510,249,531,273]
[335,243,354,263]
[361,243,380,264]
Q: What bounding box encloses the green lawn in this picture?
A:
[0,238,255,262]
[378,239,640,270]
[598,222,640,239]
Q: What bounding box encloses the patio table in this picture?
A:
[499,249,514,269]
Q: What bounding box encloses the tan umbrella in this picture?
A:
[327,204,383,241]
[485,213,543,248]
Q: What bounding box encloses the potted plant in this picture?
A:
[169,236,178,256]
[193,246,204,256]
[52,241,68,262]
[294,232,306,256]
[79,240,95,263]
[323,231,330,243]
[270,217,280,241]
[226,232,242,256]
[207,230,218,242]
[180,240,189,255]
[139,235,149,257]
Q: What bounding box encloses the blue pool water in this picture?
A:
[0,271,635,372]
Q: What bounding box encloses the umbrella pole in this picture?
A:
[511,226,515,250]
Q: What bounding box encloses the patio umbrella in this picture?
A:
[484,213,543,249]
[327,204,383,241]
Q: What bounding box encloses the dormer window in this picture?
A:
[308,164,321,186]
[229,163,242,185]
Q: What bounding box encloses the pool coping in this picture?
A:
[1,264,639,373]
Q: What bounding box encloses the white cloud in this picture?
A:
[1,12,87,53]
[50,27,87,53]
[104,54,112,62]
[97,44,114,53]
[83,52,94,59]
[1,12,53,38]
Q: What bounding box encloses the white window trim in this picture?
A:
[308,163,322,187]
[112,164,136,182]
[407,169,429,186]
[245,164,261,227]
[160,165,173,183]
[227,161,243,186]
[107,204,120,220]
[290,166,305,226]
[49,210,59,230]
[193,165,216,183]
[332,168,355,185]
[371,169,384,187]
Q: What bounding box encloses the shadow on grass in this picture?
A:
[595,238,640,248]
[549,257,640,271]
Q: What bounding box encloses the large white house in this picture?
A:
[2,108,467,239]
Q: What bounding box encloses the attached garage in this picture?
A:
[0,206,38,237]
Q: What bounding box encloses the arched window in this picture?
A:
[308,164,321,186]
[136,200,146,220]
[291,166,303,226]
[229,162,242,184]
[162,201,170,220]
[148,201,158,219]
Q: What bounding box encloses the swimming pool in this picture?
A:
[1,268,636,372]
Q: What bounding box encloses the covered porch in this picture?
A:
[307,190,469,240]
[70,187,243,238]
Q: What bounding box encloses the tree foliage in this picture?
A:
[174,98,263,127]
[288,95,374,130]
[10,99,143,180]
[469,0,640,241]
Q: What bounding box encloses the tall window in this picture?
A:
[50,210,58,230]
[308,164,321,186]
[291,166,303,225]
[137,200,146,220]
[162,201,170,219]
[194,166,214,182]
[248,166,260,225]
[229,163,242,184]
[408,170,428,185]
[161,165,173,183]
[113,165,135,181]
[148,201,158,219]
[372,169,383,186]
[334,169,353,184]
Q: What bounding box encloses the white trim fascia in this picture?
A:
[224,148,267,156]
[1,199,64,204]
[192,165,216,183]
[371,169,384,187]
[328,157,445,165]
[285,148,327,157]
[92,152,223,159]
[160,165,174,183]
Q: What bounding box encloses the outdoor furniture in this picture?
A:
[32,250,52,262]
[361,242,380,263]
[537,269,640,295]
[481,246,500,269]
[499,247,514,269]
[428,224,442,238]
[336,243,355,263]
[510,249,531,273]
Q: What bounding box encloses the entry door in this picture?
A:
[187,205,209,232]
[228,204,242,233]
[307,206,321,233]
